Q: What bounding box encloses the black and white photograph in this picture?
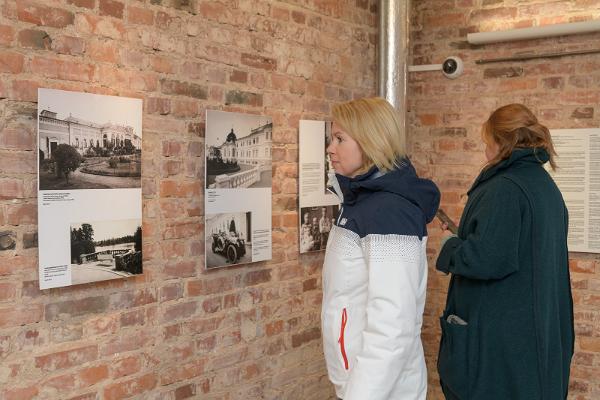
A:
[38,89,142,191]
[206,110,272,189]
[324,121,333,194]
[300,205,339,253]
[206,211,252,269]
[70,219,142,286]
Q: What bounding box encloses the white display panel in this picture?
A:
[205,110,272,268]
[549,128,600,253]
[38,89,143,289]
[298,120,340,253]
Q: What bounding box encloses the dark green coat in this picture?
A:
[436,148,574,400]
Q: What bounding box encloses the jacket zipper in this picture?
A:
[338,308,349,370]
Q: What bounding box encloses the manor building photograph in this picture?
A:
[208,122,273,168]
[38,109,141,160]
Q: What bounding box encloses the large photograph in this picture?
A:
[38,90,142,190]
[300,205,339,253]
[70,219,142,285]
[206,110,272,189]
[205,212,252,269]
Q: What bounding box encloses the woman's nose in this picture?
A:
[326,141,334,154]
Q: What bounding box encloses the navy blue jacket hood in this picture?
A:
[335,158,440,224]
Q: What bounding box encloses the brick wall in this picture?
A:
[0,1,377,399]
[409,1,600,399]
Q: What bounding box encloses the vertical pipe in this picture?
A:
[378,0,409,139]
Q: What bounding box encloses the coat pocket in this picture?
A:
[438,315,470,399]
[338,308,349,370]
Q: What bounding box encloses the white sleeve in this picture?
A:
[343,234,423,400]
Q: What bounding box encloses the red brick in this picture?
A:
[291,327,321,348]
[99,0,124,19]
[425,12,465,28]
[31,56,94,82]
[120,309,145,327]
[127,6,153,25]
[67,0,95,8]
[162,221,202,240]
[111,355,141,378]
[68,393,98,400]
[266,320,284,336]
[75,14,126,40]
[241,53,277,71]
[35,345,97,372]
[10,80,39,102]
[146,97,170,115]
[3,386,39,400]
[17,1,75,27]
[162,301,197,323]
[0,25,15,45]
[175,383,196,400]
[162,140,183,157]
[109,288,157,309]
[87,39,120,63]
[149,56,175,74]
[0,125,35,150]
[6,203,36,225]
[100,331,153,356]
[0,282,17,301]
[244,269,272,286]
[17,28,50,49]
[0,178,25,200]
[230,70,248,83]
[45,296,109,321]
[160,282,184,302]
[79,364,109,385]
[160,359,204,386]
[52,35,85,55]
[469,7,517,24]
[103,373,157,400]
[0,51,24,73]
[225,90,263,107]
[291,11,306,24]
[160,79,208,99]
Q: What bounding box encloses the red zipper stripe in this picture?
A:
[338,308,349,370]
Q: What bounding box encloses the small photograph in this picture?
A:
[324,121,333,194]
[38,89,142,190]
[206,110,272,189]
[300,205,339,253]
[70,219,142,286]
[206,211,252,269]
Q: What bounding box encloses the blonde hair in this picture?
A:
[482,103,557,171]
[331,97,406,174]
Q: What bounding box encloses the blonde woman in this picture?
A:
[322,97,440,400]
[436,104,574,399]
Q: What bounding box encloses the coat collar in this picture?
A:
[468,147,550,195]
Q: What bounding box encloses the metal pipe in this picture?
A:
[378,0,410,135]
[468,19,600,45]
[475,48,600,64]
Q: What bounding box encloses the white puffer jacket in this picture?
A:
[321,161,439,400]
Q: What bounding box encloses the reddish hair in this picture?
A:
[482,104,557,170]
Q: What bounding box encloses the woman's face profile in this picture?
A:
[327,121,364,177]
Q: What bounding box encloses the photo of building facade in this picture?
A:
[39,110,141,160]
[206,110,272,189]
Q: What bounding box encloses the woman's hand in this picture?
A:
[439,221,457,248]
